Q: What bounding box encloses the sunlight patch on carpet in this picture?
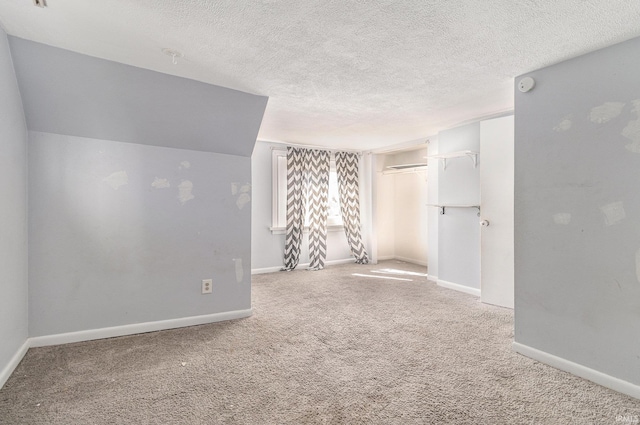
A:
[371,268,428,277]
[352,273,413,282]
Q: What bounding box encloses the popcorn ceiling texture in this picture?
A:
[1,0,640,149]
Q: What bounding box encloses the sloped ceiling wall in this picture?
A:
[9,37,267,157]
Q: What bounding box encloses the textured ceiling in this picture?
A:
[1,0,640,150]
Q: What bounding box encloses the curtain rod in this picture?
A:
[264,140,362,155]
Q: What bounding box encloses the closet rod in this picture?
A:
[426,204,481,216]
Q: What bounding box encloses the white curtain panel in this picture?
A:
[335,152,369,264]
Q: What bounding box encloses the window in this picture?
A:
[271,149,343,233]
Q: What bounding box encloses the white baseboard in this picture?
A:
[393,256,428,267]
[0,340,30,389]
[427,274,438,282]
[374,256,428,267]
[1,309,253,389]
[437,279,481,297]
[251,258,355,275]
[376,255,395,261]
[513,342,640,400]
[30,309,252,348]
[251,265,285,275]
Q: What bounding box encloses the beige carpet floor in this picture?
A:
[1,260,639,424]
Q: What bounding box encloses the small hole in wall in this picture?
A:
[33,0,47,7]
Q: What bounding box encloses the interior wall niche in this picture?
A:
[375,147,428,266]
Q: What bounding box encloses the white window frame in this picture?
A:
[270,149,343,235]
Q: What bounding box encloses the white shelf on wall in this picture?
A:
[425,150,478,170]
[426,204,480,216]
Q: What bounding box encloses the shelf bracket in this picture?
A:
[431,151,478,171]
[468,152,478,168]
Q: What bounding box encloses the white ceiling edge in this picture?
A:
[368,108,515,154]
[258,139,364,154]
[369,137,431,155]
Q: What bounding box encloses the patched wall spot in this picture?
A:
[236,193,251,210]
[233,258,244,283]
[553,117,572,132]
[103,171,128,190]
[232,182,251,209]
[151,177,170,189]
[589,101,625,124]
[622,100,640,153]
[177,180,195,204]
[553,213,571,225]
[600,201,626,226]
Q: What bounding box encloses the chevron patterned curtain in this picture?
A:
[307,150,331,270]
[282,147,306,271]
[282,147,331,271]
[335,152,369,264]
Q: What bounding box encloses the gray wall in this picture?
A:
[29,132,252,336]
[0,27,28,375]
[4,37,265,338]
[8,37,267,156]
[437,123,481,289]
[515,36,640,385]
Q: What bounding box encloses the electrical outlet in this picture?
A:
[202,279,212,294]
